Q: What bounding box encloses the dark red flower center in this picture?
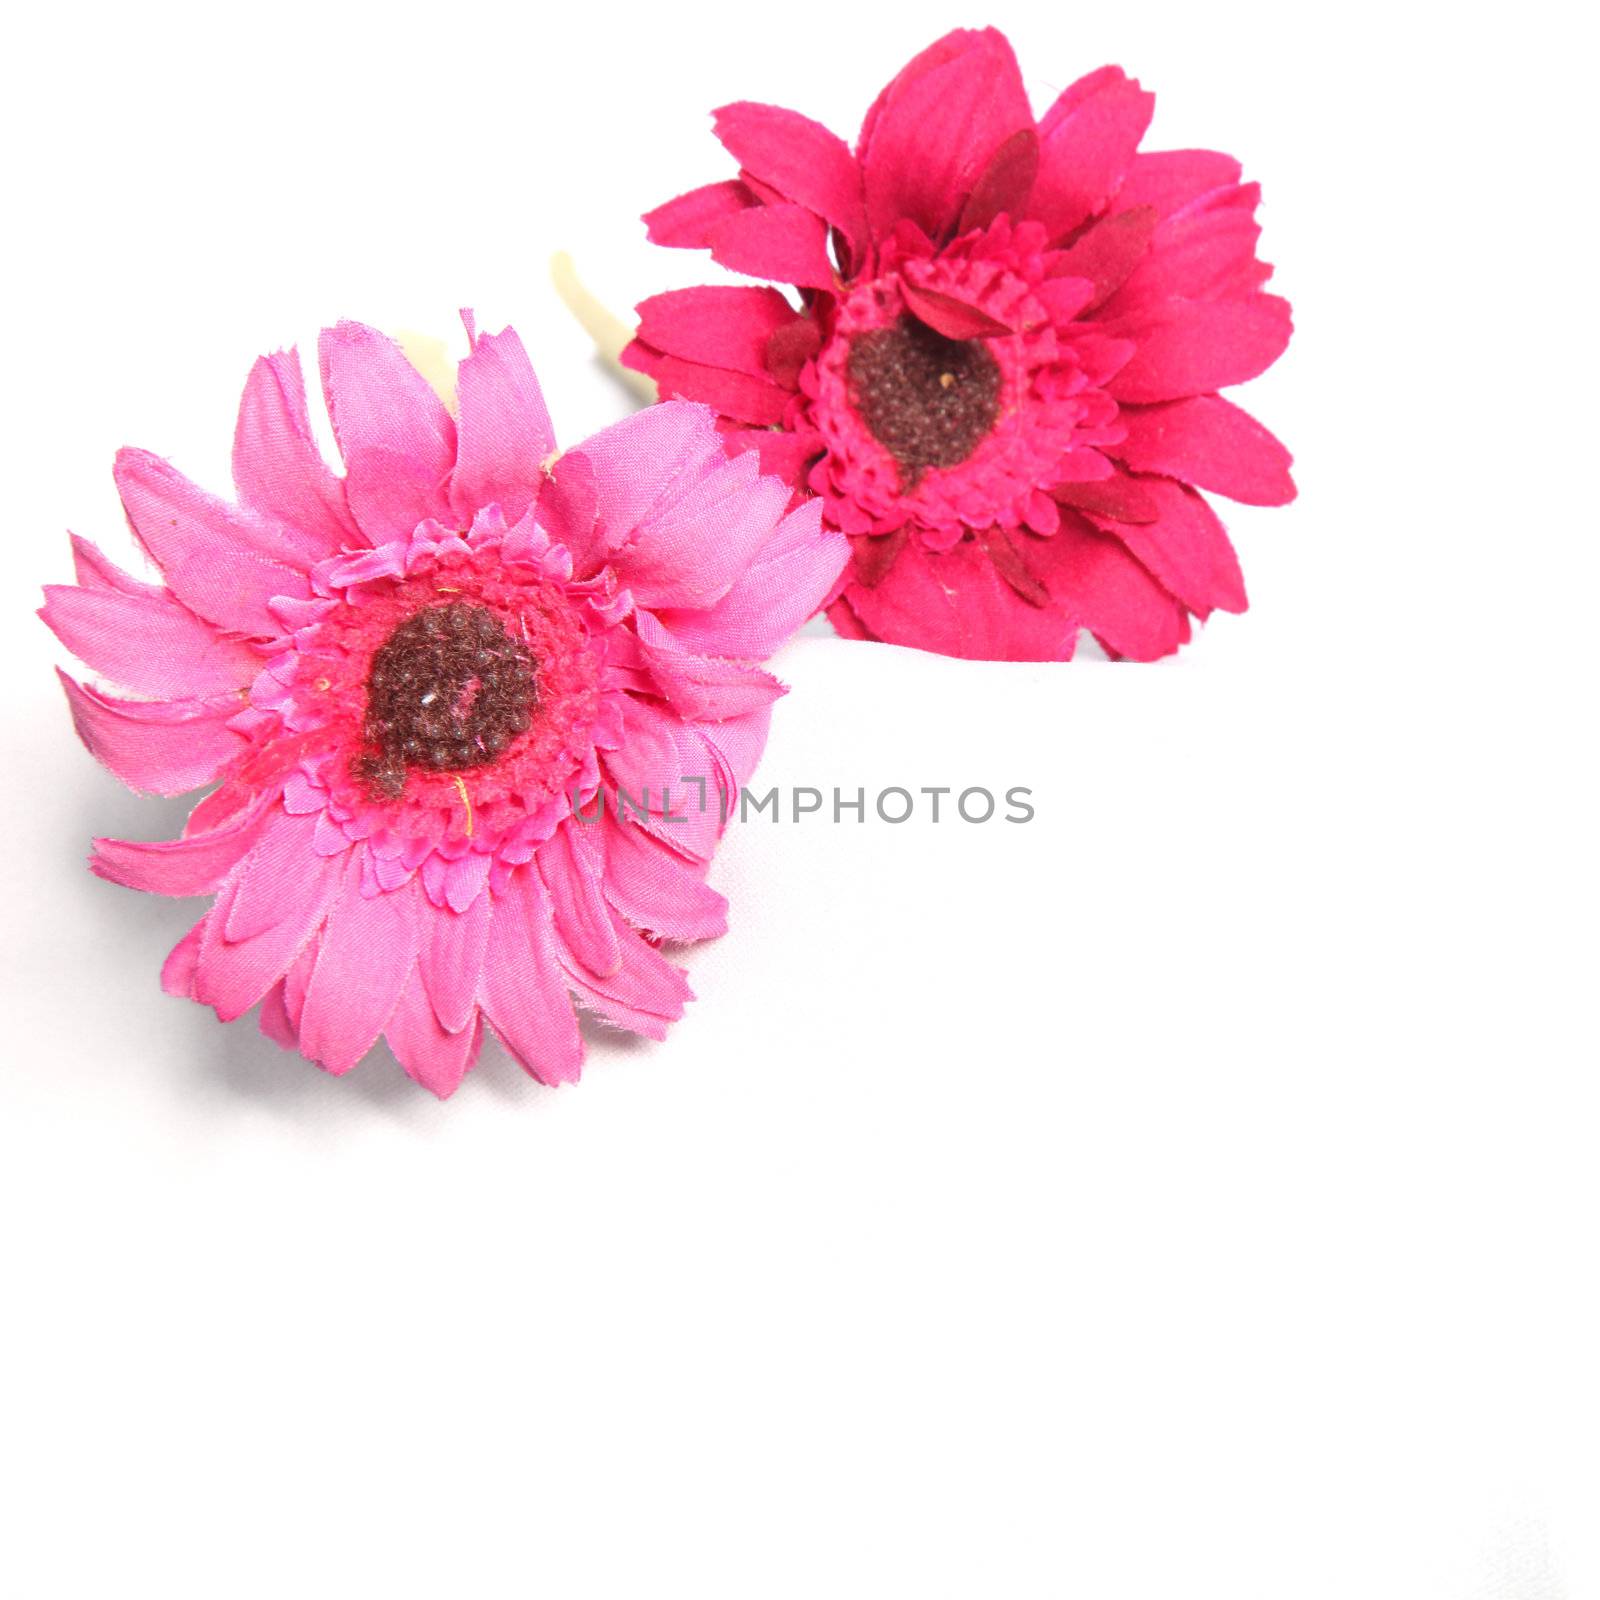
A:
[359,601,537,799]
[846,314,1002,481]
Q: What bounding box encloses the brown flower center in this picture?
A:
[847,314,1002,481]
[359,601,537,799]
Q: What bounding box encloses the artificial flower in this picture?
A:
[625,27,1294,661]
[43,319,844,1095]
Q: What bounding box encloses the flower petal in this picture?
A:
[90,791,275,897]
[40,582,259,699]
[318,320,456,542]
[574,402,724,556]
[232,348,361,556]
[1112,395,1295,505]
[599,814,728,942]
[860,27,1032,244]
[1038,515,1191,660]
[644,179,759,249]
[479,870,584,1086]
[707,203,837,292]
[421,885,493,1035]
[384,973,482,1098]
[640,351,791,427]
[58,669,244,795]
[1083,476,1248,618]
[1031,66,1155,240]
[560,911,692,1041]
[713,101,867,261]
[297,860,422,1075]
[1116,149,1242,219]
[449,323,555,528]
[114,448,312,635]
[635,285,801,377]
[538,822,622,980]
[1105,294,1294,404]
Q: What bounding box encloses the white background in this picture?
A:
[2,2,1593,1595]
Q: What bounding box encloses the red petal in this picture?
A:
[707,203,836,292]
[649,354,789,427]
[860,27,1033,244]
[644,179,758,248]
[1031,66,1155,240]
[1048,205,1159,310]
[1082,477,1247,617]
[1113,395,1295,505]
[1115,149,1242,219]
[763,317,823,388]
[957,127,1041,235]
[1049,472,1161,523]
[713,101,867,259]
[900,281,1014,340]
[1106,294,1293,404]
[636,285,799,376]
[1039,514,1189,660]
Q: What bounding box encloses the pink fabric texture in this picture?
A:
[625,28,1295,661]
[44,320,845,1095]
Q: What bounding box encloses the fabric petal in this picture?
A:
[639,351,791,427]
[1038,514,1191,660]
[707,203,837,292]
[712,101,867,260]
[318,321,456,542]
[297,861,422,1075]
[58,670,244,795]
[91,791,275,897]
[479,871,584,1086]
[600,814,728,942]
[572,403,723,555]
[420,885,493,1034]
[383,973,482,1098]
[1112,395,1295,505]
[114,449,312,635]
[449,324,555,528]
[1105,294,1294,404]
[1031,66,1155,240]
[40,582,259,699]
[538,822,622,980]
[1084,476,1248,617]
[644,179,759,248]
[860,27,1032,245]
[632,610,787,721]
[232,348,361,555]
[561,912,692,1041]
[635,285,801,377]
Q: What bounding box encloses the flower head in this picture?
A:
[43,319,844,1095]
[625,28,1294,661]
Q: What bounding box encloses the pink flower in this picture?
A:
[43,320,845,1095]
[625,28,1294,661]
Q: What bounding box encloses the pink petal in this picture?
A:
[600,814,728,942]
[318,321,456,543]
[449,323,555,528]
[162,919,205,998]
[860,27,1033,244]
[1084,476,1247,618]
[536,448,604,578]
[1105,294,1294,404]
[232,348,361,555]
[713,101,867,261]
[222,811,326,941]
[658,501,844,661]
[58,669,244,795]
[91,791,275,896]
[635,285,800,377]
[707,203,837,292]
[633,609,787,721]
[614,451,791,610]
[644,179,759,248]
[479,871,584,1086]
[574,403,723,556]
[1101,186,1271,317]
[191,849,344,1021]
[561,912,692,1041]
[297,860,422,1075]
[538,822,622,980]
[383,972,482,1098]
[114,449,312,635]
[69,533,162,598]
[40,581,259,699]
[421,885,492,1035]
[1032,66,1155,240]
[1112,395,1295,505]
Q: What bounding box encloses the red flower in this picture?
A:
[625,28,1295,661]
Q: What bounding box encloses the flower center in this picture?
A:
[846,314,1002,481]
[358,601,537,799]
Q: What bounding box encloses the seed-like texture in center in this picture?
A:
[847,314,1003,482]
[359,601,537,799]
